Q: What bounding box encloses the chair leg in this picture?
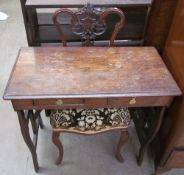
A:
[45,110,51,117]
[52,131,63,165]
[115,129,129,162]
[38,114,44,129]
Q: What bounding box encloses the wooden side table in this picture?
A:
[3,47,181,172]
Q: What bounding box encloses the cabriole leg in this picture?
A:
[115,129,129,162]
[52,131,63,165]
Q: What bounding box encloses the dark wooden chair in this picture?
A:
[50,3,131,165]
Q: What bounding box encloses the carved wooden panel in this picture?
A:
[52,3,125,46]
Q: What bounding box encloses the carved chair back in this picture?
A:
[52,3,125,46]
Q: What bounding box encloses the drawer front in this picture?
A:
[34,99,84,108]
[108,96,172,107]
[166,149,184,168]
[34,98,107,109]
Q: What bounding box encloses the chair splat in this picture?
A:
[52,3,125,46]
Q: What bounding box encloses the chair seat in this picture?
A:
[50,108,131,134]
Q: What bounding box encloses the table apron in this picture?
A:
[11,96,174,110]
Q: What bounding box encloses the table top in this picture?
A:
[26,0,152,8]
[3,47,181,100]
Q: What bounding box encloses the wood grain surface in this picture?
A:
[3,47,181,100]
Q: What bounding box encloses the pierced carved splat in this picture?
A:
[52,3,125,46]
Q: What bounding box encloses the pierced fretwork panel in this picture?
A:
[52,3,125,46]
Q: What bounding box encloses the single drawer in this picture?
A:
[34,98,84,108]
[166,149,184,168]
[108,96,172,107]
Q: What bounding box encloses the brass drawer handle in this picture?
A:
[129,97,136,105]
[55,99,64,106]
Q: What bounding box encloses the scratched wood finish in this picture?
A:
[3,47,181,100]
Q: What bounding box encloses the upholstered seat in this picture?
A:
[50,108,131,134]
